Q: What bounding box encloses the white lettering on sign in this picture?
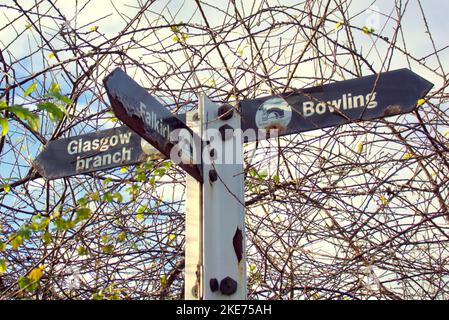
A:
[302,92,378,117]
[67,131,132,155]
[139,102,170,140]
[75,147,132,172]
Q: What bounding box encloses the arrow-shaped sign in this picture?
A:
[240,69,433,141]
[33,126,161,180]
[103,68,203,182]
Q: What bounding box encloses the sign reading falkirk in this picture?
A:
[103,68,203,182]
[34,126,160,180]
[240,68,434,141]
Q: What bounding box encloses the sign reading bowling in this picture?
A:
[241,68,433,141]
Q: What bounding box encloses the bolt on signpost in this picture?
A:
[101,67,433,300]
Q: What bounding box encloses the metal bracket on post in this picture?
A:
[185,95,246,300]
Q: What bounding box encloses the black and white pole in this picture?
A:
[185,95,246,300]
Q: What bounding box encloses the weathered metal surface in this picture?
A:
[103,68,203,182]
[240,68,434,141]
[34,126,160,179]
[201,95,246,300]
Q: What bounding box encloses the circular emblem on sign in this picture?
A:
[255,97,292,132]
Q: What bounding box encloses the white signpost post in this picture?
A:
[185,96,246,300]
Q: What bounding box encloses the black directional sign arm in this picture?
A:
[34,126,157,180]
[240,68,434,141]
[103,68,203,182]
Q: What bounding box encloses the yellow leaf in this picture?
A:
[0,259,6,274]
[335,21,343,30]
[356,142,364,154]
[29,265,45,282]
[49,52,55,59]
[90,26,98,32]
[403,152,413,160]
[237,47,244,56]
[362,26,374,34]
[380,195,388,205]
[120,167,128,173]
[417,99,425,106]
[0,117,9,137]
[168,234,176,242]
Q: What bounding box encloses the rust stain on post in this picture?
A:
[233,227,243,263]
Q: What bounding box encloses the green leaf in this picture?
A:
[101,234,110,244]
[160,275,167,286]
[103,178,111,187]
[102,244,114,253]
[41,231,52,245]
[18,276,30,289]
[0,117,8,136]
[9,105,40,131]
[49,82,60,93]
[92,292,104,300]
[75,208,92,221]
[18,276,38,292]
[9,234,23,250]
[23,83,37,97]
[170,25,180,32]
[37,101,64,121]
[137,205,147,214]
[116,232,126,243]
[103,192,113,203]
[77,196,88,207]
[9,105,32,120]
[91,192,100,201]
[77,246,88,256]
[48,91,73,105]
[113,192,123,203]
[53,217,74,231]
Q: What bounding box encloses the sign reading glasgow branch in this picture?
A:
[34,126,160,179]
[103,68,203,182]
[240,68,434,141]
